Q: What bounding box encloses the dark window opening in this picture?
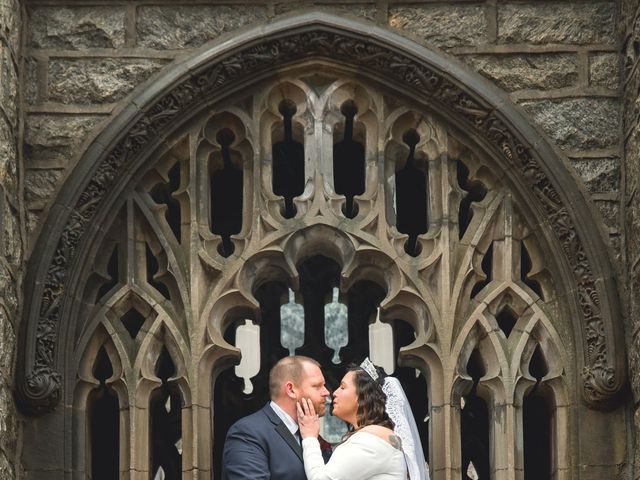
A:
[395,129,428,257]
[121,307,146,339]
[88,346,119,480]
[471,243,493,298]
[457,160,487,239]
[213,281,289,477]
[496,306,517,338]
[210,128,243,258]
[272,100,305,219]
[333,100,365,219]
[394,320,430,468]
[461,348,490,480]
[212,257,390,478]
[150,346,182,479]
[150,162,182,242]
[520,242,544,300]
[524,345,551,480]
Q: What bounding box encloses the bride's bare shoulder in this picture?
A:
[359,425,402,449]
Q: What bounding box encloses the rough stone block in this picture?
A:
[498,3,615,45]
[590,53,619,89]
[519,98,620,150]
[0,193,21,268]
[48,58,167,104]
[571,157,620,193]
[274,2,377,20]
[594,199,620,230]
[137,6,268,49]
[0,117,16,199]
[389,5,488,49]
[25,169,64,210]
[0,263,16,321]
[25,114,104,168]
[0,0,20,52]
[0,42,17,127]
[28,6,126,49]
[26,210,40,237]
[25,56,39,105]
[0,449,14,480]
[461,54,578,92]
[0,377,16,457]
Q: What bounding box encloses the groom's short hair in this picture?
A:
[269,355,320,399]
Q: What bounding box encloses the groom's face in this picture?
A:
[295,363,330,416]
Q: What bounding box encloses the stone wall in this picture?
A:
[0,0,21,478]
[16,0,628,477]
[23,1,622,261]
[623,0,640,478]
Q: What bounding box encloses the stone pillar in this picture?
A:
[0,0,21,477]
[623,0,640,478]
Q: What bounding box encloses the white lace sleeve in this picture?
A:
[383,377,430,480]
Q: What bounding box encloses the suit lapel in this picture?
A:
[275,421,304,462]
[263,404,304,462]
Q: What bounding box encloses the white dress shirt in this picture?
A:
[270,400,300,442]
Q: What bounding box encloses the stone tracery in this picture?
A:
[16,14,625,480]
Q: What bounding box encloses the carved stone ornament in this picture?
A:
[16,14,624,413]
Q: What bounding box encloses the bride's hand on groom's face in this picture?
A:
[297,397,320,439]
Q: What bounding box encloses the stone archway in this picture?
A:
[16,12,626,480]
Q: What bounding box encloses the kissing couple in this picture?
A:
[222,355,429,480]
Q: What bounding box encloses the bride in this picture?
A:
[297,359,429,480]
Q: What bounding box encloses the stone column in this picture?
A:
[0,0,21,478]
[0,0,24,480]
[624,0,640,479]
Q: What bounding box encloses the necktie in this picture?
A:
[294,429,302,445]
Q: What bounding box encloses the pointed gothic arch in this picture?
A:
[16,12,626,480]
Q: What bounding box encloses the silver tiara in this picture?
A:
[360,357,379,381]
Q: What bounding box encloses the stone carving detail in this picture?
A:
[18,24,620,413]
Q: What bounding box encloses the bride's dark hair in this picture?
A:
[344,363,395,437]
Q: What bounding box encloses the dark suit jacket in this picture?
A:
[221,403,306,480]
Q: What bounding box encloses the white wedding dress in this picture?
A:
[302,431,406,480]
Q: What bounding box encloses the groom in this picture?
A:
[222,355,331,480]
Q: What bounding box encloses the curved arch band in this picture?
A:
[16,13,624,413]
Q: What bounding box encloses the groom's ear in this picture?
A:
[284,380,297,400]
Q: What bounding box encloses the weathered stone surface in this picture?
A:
[0,0,20,52]
[0,43,17,127]
[274,2,377,20]
[26,210,40,237]
[0,377,16,456]
[630,268,640,399]
[519,98,620,150]
[461,54,578,92]
[498,3,615,45]
[389,5,488,49]
[0,118,16,199]
[0,449,14,480]
[25,114,104,167]
[0,264,16,322]
[1,193,20,268]
[0,306,14,379]
[137,6,268,49]
[48,59,167,104]
[24,56,39,105]
[571,157,620,193]
[28,6,125,49]
[595,200,620,230]
[590,53,619,89]
[25,169,64,209]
